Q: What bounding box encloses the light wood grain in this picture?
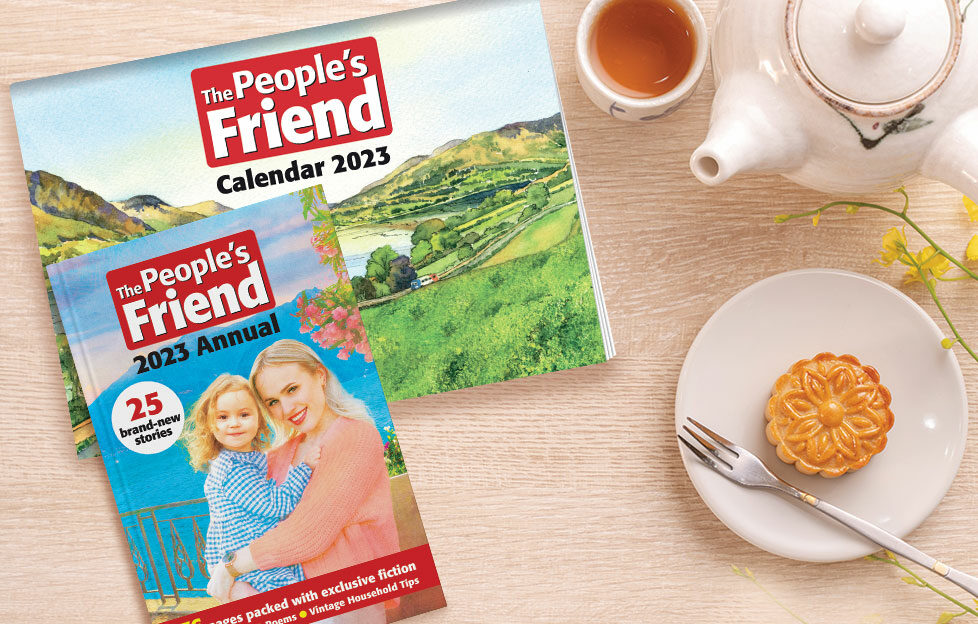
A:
[1,1,976,622]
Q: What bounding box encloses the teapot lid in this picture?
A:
[786,0,963,117]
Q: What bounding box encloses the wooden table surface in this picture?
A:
[1,1,976,622]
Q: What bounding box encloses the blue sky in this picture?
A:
[48,193,336,397]
[11,0,561,208]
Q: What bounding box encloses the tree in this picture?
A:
[493,189,514,208]
[411,239,433,267]
[525,182,550,211]
[520,204,541,222]
[386,255,417,292]
[439,229,462,249]
[411,218,446,245]
[462,231,480,246]
[365,245,398,283]
[351,276,377,301]
[457,243,475,260]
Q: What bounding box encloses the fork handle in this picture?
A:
[792,491,978,598]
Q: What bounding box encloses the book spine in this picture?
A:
[47,265,136,516]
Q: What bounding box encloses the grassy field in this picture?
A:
[362,232,605,400]
[421,249,461,275]
[482,202,580,268]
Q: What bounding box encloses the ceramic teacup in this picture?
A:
[575,0,708,122]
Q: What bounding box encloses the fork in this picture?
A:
[679,417,978,598]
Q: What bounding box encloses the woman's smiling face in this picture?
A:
[254,363,330,435]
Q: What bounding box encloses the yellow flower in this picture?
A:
[845,205,860,214]
[967,234,978,261]
[964,196,978,222]
[904,246,950,285]
[812,212,821,226]
[877,227,909,266]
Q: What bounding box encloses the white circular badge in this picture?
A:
[111,381,185,454]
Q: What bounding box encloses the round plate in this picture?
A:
[675,269,968,562]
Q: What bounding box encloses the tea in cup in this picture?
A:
[576,0,708,121]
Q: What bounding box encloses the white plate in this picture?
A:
[675,269,968,562]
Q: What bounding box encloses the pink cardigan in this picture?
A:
[251,417,399,586]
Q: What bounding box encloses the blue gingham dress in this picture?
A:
[204,449,312,592]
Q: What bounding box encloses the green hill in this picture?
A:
[114,195,231,231]
[331,113,568,225]
[26,170,230,266]
[27,170,152,242]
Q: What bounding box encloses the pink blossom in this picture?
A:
[331,307,348,322]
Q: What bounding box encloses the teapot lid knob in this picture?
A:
[855,0,907,45]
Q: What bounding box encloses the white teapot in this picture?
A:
[690,0,978,199]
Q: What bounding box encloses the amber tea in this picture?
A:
[589,0,696,99]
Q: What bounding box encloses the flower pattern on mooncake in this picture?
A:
[765,353,894,478]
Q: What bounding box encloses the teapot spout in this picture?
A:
[921,108,978,203]
[691,74,807,186]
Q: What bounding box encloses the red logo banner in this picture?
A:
[191,38,392,167]
[106,230,274,350]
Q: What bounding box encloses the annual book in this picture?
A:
[48,186,446,623]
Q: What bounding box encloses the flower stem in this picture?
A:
[779,200,978,281]
[900,246,978,362]
[867,553,978,618]
[731,567,811,624]
[778,196,978,363]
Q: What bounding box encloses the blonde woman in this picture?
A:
[207,340,398,624]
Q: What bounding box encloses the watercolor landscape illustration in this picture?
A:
[332,113,606,401]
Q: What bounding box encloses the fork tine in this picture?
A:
[678,434,727,474]
[687,417,741,456]
[681,425,734,468]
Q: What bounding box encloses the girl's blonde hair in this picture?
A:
[184,373,271,472]
[249,339,371,443]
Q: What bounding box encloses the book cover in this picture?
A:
[48,187,446,623]
[11,0,614,457]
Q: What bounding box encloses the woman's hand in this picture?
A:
[299,445,322,469]
[206,564,233,602]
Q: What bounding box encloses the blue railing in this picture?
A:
[121,498,211,607]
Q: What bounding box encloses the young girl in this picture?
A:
[185,373,320,600]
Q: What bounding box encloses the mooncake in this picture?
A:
[765,353,894,478]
